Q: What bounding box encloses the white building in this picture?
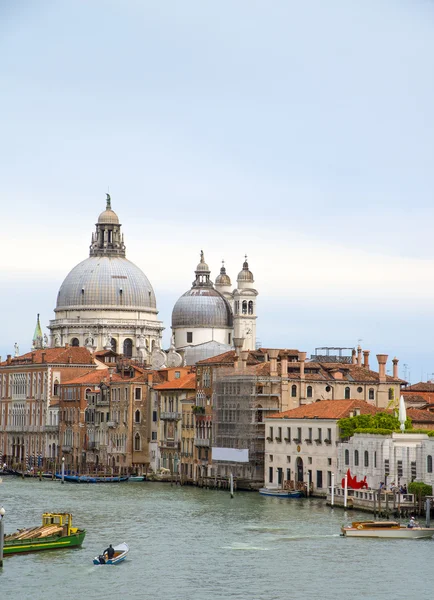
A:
[338,432,434,490]
[264,399,379,495]
[171,252,258,363]
[49,195,164,358]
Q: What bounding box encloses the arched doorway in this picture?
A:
[296,457,304,483]
[71,338,79,347]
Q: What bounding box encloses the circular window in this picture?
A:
[325,386,331,392]
[357,387,363,393]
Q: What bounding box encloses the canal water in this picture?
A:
[0,477,432,600]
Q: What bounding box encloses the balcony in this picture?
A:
[45,425,58,432]
[62,445,72,452]
[194,438,210,447]
[160,411,182,421]
[88,442,99,450]
[159,440,181,450]
[106,421,117,428]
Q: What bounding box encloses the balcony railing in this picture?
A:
[159,440,181,450]
[106,421,116,428]
[62,445,72,452]
[194,438,210,447]
[160,411,182,421]
[45,425,58,432]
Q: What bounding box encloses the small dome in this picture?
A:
[237,257,254,283]
[172,288,233,328]
[215,262,231,286]
[195,250,210,273]
[98,209,119,225]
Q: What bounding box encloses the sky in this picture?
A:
[1,0,434,383]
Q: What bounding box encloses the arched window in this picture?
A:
[389,388,394,400]
[248,301,254,315]
[369,388,375,400]
[111,338,117,353]
[135,410,140,424]
[364,451,369,467]
[242,301,247,314]
[345,449,349,466]
[354,450,359,466]
[134,433,141,451]
[307,386,313,398]
[53,380,59,396]
[123,338,133,358]
[428,455,433,473]
[71,338,79,347]
[291,385,297,398]
[345,387,350,399]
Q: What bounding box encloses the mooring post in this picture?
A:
[331,473,335,508]
[426,498,431,528]
[230,473,234,499]
[0,507,5,567]
[61,456,65,484]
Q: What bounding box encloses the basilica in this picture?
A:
[45,195,258,363]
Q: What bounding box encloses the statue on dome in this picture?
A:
[43,334,49,348]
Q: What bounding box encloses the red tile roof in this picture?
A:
[407,408,434,423]
[268,399,381,420]
[405,382,434,392]
[154,373,196,391]
[1,346,95,366]
[63,369,126,385]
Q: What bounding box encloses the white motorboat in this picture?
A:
[341,520,434,539]
[93,542,129,564]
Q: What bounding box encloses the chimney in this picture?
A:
[269,349,279,377]
[240,350,249,371]
[298,352,307,379]
[233,355,240,371]
[363,350,370,369]
[147,372,153,385]
[351,349,357,365]
[65,343,69,349]
[67,355,72,364]
[233,338,244,357]
[7,355,11,365]
[392,357,399,379]
[31,352,36,363]
[376,354,388,382]
[280,351,288,377]
[357,345,362,366]
[42,352,46,363]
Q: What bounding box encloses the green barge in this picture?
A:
[4,512,86,555]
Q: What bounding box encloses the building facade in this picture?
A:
[0,346,95,469]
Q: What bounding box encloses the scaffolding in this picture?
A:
[212,367,281,485]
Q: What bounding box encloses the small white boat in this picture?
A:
[93,542,129,565]
[128,476,145,482]
[341,520,434,539]
[259,487,304,498]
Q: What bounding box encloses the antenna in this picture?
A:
[403,364,408,381]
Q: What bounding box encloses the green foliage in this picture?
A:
[338,412,409,438]
[353,428,394,435]
[408,482,432,498]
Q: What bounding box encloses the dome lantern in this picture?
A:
[237,255,254,284]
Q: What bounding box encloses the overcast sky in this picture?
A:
[1,0,434,382]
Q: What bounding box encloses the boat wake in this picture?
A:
[275,534,340,542]
[221,543,271,551]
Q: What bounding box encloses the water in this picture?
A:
[0,478,432,600]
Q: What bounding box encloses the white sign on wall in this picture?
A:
[212,447,249,463]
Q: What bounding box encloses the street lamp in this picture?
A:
[0,506,5,566]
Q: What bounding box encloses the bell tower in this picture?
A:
[233,256,258,351]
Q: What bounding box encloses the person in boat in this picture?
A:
[408,516,418,528]
[104,544,115,559]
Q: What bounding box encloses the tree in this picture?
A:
[338,412,412,438]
